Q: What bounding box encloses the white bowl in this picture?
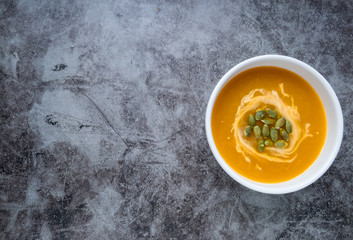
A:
[205,55,343,194]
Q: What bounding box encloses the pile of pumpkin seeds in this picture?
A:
[243,108,292,152]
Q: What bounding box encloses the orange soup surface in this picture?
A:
[211,66,327,183]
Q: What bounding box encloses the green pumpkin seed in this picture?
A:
[255,110,265,120]
[280,129,289,141]
[262,124,269,138]
[275,117,286,129]
[261,118,275,125]
[254,125,261,138]
[264,139,272,146]
[286,120,292,134]
[266,108,278,118]
[258,137,264,152]
[249,114,255,127]
[270,127,278,142]
[275,140,287,148]
[244,125,252,137]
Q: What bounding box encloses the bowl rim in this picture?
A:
[205,54,343,194]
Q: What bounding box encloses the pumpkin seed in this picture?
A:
[258,137,264,152]
[270,127,278,142]
[249,114,255,127]
[243,109,293,152]
[264,139,272,146]
[275,117,285,129]
[266,108,278,118]
[244,126,252,137]
[285,120,292,134]
[262,124,269,138]
[275,140,287,148]
[255,110,265,120]
[261,118,275,125]
[280,129,289,141]
[254,125,261,138]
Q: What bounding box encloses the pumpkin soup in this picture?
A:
[211,66,327,183]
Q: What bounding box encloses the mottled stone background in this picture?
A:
[0,0,352,239]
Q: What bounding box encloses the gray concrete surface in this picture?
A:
[1,0,352,239]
